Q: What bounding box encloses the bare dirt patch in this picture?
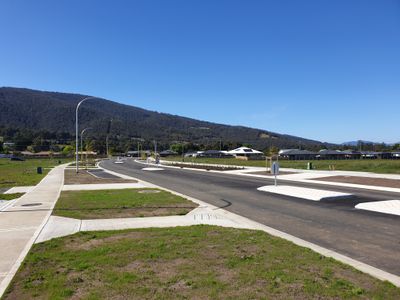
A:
[312,175,400,188]
[64,169,137,184]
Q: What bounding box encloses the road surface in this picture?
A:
[101,159,400,276]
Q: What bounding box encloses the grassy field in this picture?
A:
[4,226,399,299]
[0,193,24,200]
[163,156,400,174]
[0,158,72,189]
[53,188,198,219]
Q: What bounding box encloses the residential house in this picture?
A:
[228,147,264,160]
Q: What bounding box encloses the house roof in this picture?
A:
[228,147,263,154]
[279,149,316,156]
[318,149,344,155]
[341,150,361,154]
[160,150,178,154]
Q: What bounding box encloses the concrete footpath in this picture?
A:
[0,165,65,297]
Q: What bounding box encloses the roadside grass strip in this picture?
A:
[355,200,400,216]
[4,226,400,299]
[257,185,353,201]
[0,158,71,189]
[53,188,198,219]
[0,193,24,201]
[64,169,137,185]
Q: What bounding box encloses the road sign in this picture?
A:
[271,162,280,175]
[271,162,279,186]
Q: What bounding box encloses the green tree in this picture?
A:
[62,145,74,157]
[170,143,184,154]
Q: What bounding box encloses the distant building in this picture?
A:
[3,142,15,150]
[316,150,345,160]
[360,151,378,159]
[279,149,316,160]
[21,151,63,157]
[127,150,151,157]
[159,150,178,157]
[392,152,400,159]
[197,150,234,158]
[228,147,264,160]
[341,150,361,159]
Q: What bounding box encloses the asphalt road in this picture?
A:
[101,159,400,276]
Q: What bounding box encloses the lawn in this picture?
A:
[0,158,72,189]
[0,193,24,200]
[163,156,400,174]
[4,226,399,299]
[53,188,198,219]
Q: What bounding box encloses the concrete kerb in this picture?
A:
[0,164,67,298]
[98,162,400,287]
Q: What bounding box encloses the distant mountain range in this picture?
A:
[342,140,397,146]
[0,87,335,150]
[342,140,375,146]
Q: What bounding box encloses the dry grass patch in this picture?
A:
[64,169,137,185]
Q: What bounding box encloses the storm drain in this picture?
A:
[21,203,42,207]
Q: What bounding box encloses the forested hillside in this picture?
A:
[0,87,333,152]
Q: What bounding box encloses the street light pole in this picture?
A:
[80,127,92,164]
[76,97,95,173]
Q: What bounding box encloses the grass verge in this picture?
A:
[4,226,399,299]
[163,156,400,174]
[64,169,137,185]
[0,158,72,189]
[0,193,24,200]
[53,188,198,219]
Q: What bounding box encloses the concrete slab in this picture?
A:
[36,216,81,243]
[62,183,149,191]
[355,200,400,216]
[0,200,16,212]
[4,186,35,194]
[36,207,247,243]
[142,167,164,171]
[257,185,353,201]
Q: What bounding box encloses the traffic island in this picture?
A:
[257,185,353,201]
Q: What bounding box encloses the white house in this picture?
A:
[228,147,264,160]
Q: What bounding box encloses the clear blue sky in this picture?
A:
[1,0,399,144]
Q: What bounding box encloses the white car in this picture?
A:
[114,159,124,164]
